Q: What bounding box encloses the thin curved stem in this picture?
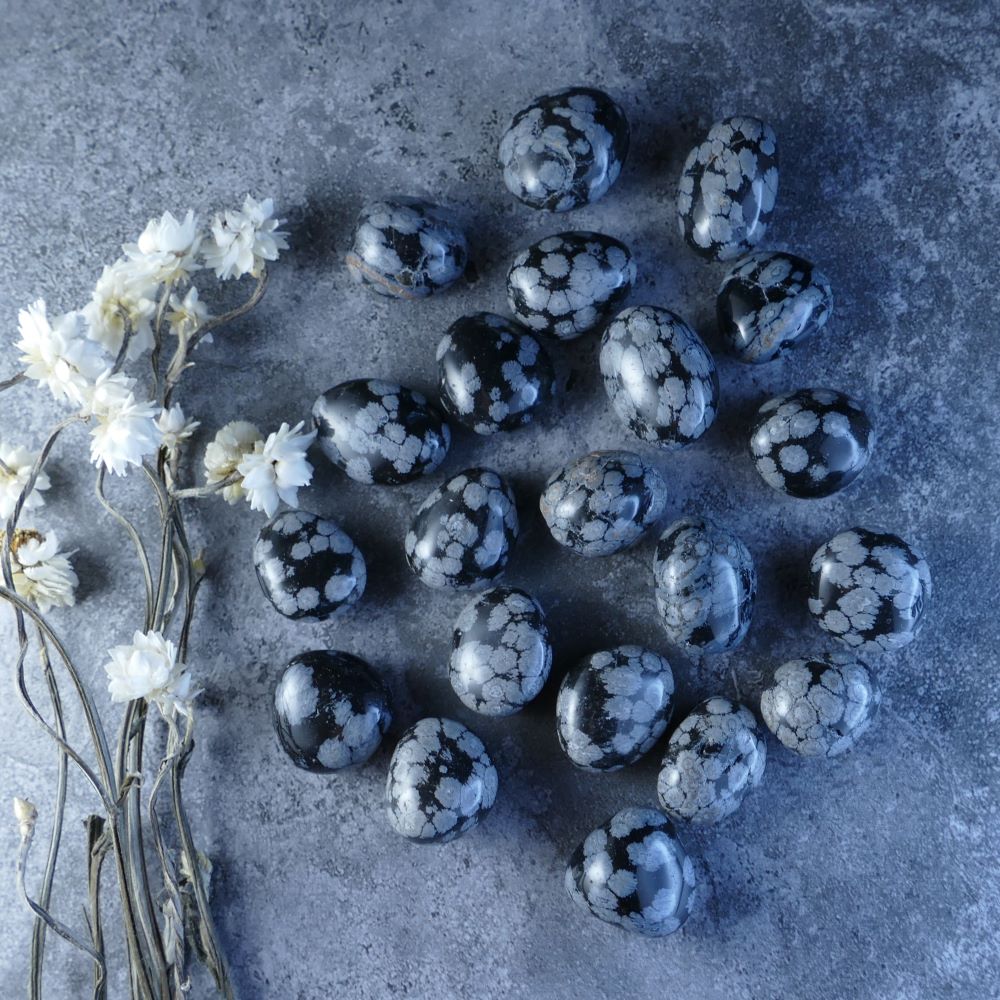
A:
[0,370,26,391]
[84,816,110,1000]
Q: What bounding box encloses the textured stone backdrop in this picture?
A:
[1,1,998,998]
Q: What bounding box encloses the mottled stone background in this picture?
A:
[1,1,998,998]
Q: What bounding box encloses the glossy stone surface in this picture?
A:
[809,527,932,657]
[273,650,392,772]
[599,305,719,448]
[750,388,874,499]
[539,450,667,557]
[556,646,674,772]
[253,509,366,621]
[404,467,519,589]
[386,717,498,843]
[565,807,696,937]
[718,251,833,363]
[506,231,636,340]
[653,517,756,655]
[436,311,555,435]
[657,697,767,826]
[312,378,451,485]
[677,115,779,261]
[498,87,629,212]
[449,586,552,716]
[345,198,468,299]
[761,655,882,758]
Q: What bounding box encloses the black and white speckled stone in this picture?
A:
[656,697,767,826]
[273,650,392,772]
[436,312,555,435]
[345,198,469,299]
[653,517,756,655]
[565,806,696,937]
[718,251,833,363]
[677,115,779,261]
[253,509,366,621]
[556,646,674,772]
[312,378,451,485]
[506,231,636,340]
[404,467,519,589]
[449,586,552,716]
[599,305,719,448]
[498,87,629,212]
[808,527,932,657]
[749,388,874,499]
[539,450,667,557]
[760,655,882,758]
[386,717,498,844]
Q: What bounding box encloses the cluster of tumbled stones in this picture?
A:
[252,85,934,941]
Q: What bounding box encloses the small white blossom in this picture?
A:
[0,441,50,521]
[123,210,202,284]
[156,404,200,458]
[202,196,288,280]
[83,259,158,360]
[203,420,263,503]
[236,421,315,517]
[166,286,210,343]
[88,377,162,476]
[8,530,78,613]
[14,797,37,840]
[104,629,198,717]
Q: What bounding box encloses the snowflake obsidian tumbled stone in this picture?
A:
[656,697,766,826]
[436,312,555,435]
[386,717,498,843]
[312,379,450,485]
[345,198,468,299]
[808,527,931,657]
[404,468,519,589]
[760,655,882,758]
[718,251,833,363]
[677,115,779,261]
[506,231,636,340]
[540,450,667,557]
[253,510,366,621]
[600,306,719,448]
[556,646,674,772]
[750,388,874,499]
[273,651,391,772]
[565,807,696,937]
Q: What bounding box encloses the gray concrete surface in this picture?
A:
[1,1,998,997]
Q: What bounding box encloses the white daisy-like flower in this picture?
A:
[8,530,78,613]
[88,377,162,476]
[202,196,289,280]
[166,286,210,343]
[123,210,202,284]
[16,300,105,407]
[203,420,264,503]
[156,404,200,458]
[82,259,159,360]
[236,421,315,517]
[104,629,198,718]
[0,441,50,521]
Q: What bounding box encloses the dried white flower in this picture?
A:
[202,196,288,281]
[156,404,200,458]
[236,421,315,517]
[8,530,78,613]
[0,441,50,521]
[88,374,162,476]
[14,797,37,840]
[166,286,210,343]
[82,259,158,360]
[104,629,198,717]
[203,420,263,504]
[123,210,202,284]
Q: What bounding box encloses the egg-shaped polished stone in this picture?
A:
[436,312,555,435]
[506,231,636,340]
[556,646,675,772]
[253,509,366,621]
[718,251,833,363]
[750,388,873,499]
[656,697,766,826]
[312,378,451,485]
[600,305,719,448]
[386,717,498,843]
[677,115,779,261]
[404,467,519,589]
[345,198,468,299]
[540,450,667,557]
[273,650,391,772]
[498,87,629,212]
[808,527,931,658]
[565,807,696,937]
[760,655,882,758]
[653,517,756,655]
[449,586,552,716]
